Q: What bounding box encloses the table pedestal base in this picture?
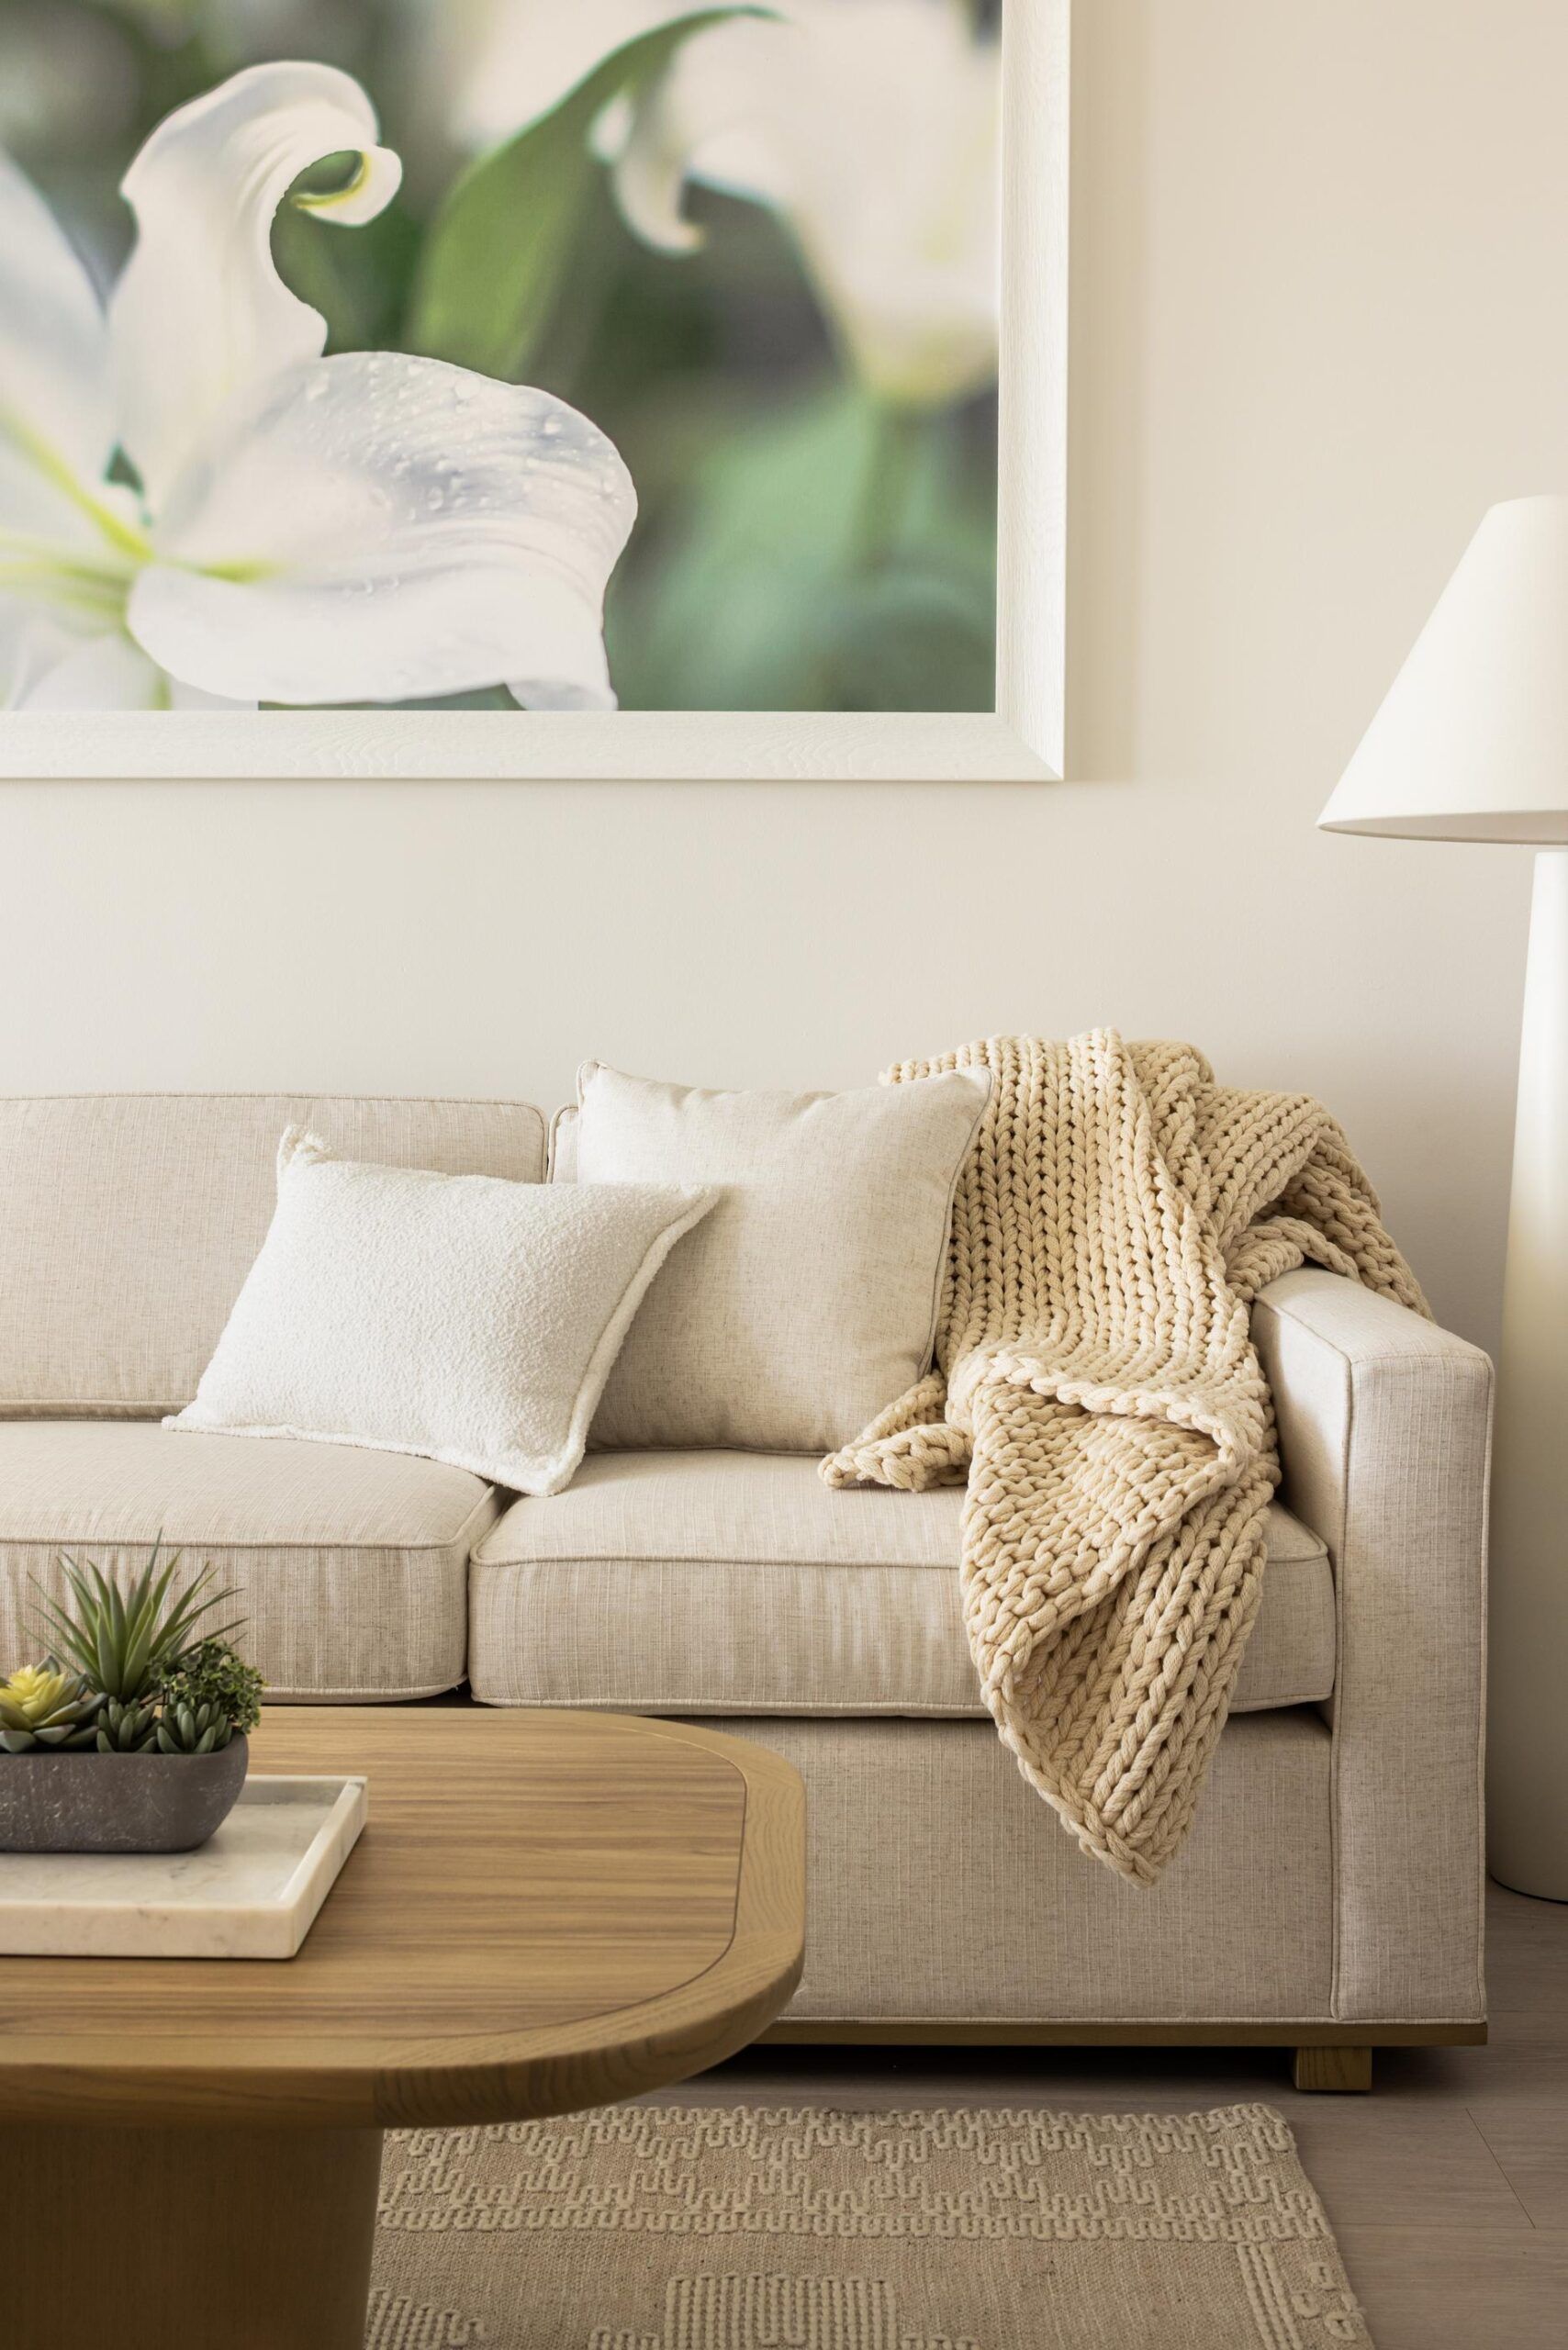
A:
[3,2124,384,2350]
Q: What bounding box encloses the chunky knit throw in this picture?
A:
[822,1034,1428,1885]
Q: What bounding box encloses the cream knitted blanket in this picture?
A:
[822,1034,1428,1886]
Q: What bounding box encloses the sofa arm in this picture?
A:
[1251,1268,1492,2024]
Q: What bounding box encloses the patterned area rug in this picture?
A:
[368,2102,1372,2349]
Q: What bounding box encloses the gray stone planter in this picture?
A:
[0,1735,249,1853]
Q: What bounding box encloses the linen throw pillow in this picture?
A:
[575,1062,991,1452]
[167,1129,716,1495]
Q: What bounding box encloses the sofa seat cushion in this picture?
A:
[0,1423,498,1701]
[468,1451,1334,1717]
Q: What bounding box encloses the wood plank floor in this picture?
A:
[645,1880,1568,2350]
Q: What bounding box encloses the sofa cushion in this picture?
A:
[171,1129,716,1495]
[467,1451,1334,1717]
[0,1092,548,1418]
[573,1060,991,1452]
[0,1422,497,1700]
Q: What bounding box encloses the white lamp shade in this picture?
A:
[1320,495,1568,843]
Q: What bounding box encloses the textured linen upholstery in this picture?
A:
[0,1093,548,1417]
[468,1450,1335,1717]
[1253,1270,1491,2025]
[0,1421,495,1700]
[574,1062,991,1452]
[690,1714,1333,2023]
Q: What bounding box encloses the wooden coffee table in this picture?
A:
[0,1708,805,2350]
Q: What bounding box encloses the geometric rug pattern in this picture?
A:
[370,2102,1372,2348]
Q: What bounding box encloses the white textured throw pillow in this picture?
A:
[577,1062,991,1452]
[168,1130,716,1495]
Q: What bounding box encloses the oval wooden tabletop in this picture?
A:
[0,1708,805,2130]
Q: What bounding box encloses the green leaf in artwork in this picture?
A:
[606,384,997,713]
[273,195,422,357]
[405,8,770,383]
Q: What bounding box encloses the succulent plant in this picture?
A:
[94,1698,160,1754]
[154,1639,264,1740]
[0,1541,265,1768]
[0,1664,100,1753]
[155,1701,234,1756]
[31,1539,241,1709]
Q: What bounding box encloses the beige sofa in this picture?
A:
[0,1093,1491,2079]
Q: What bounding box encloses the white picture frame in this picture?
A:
[0,0,1069,785]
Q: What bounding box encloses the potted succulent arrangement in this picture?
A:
[0,1542,264,1854]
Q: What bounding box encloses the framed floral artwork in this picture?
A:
[0,0,1068,778]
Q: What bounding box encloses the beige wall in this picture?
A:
[0,0,1560,1358]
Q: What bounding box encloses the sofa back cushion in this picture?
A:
[0,1094,547,1418]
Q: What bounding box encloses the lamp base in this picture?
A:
[1487,848,1568,1900]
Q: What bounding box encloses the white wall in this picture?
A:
[1,0,1561,1357]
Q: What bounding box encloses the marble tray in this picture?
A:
[0,1774,367,1959]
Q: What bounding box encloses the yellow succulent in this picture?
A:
[2,1664,77,1723]
[0,1662,100,1752]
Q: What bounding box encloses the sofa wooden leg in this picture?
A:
[1293,2044,1372,2093]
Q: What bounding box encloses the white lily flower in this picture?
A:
[0,62,636,711]
[449,0,1001,411]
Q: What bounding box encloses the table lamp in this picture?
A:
[1319,493,1568,1903]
